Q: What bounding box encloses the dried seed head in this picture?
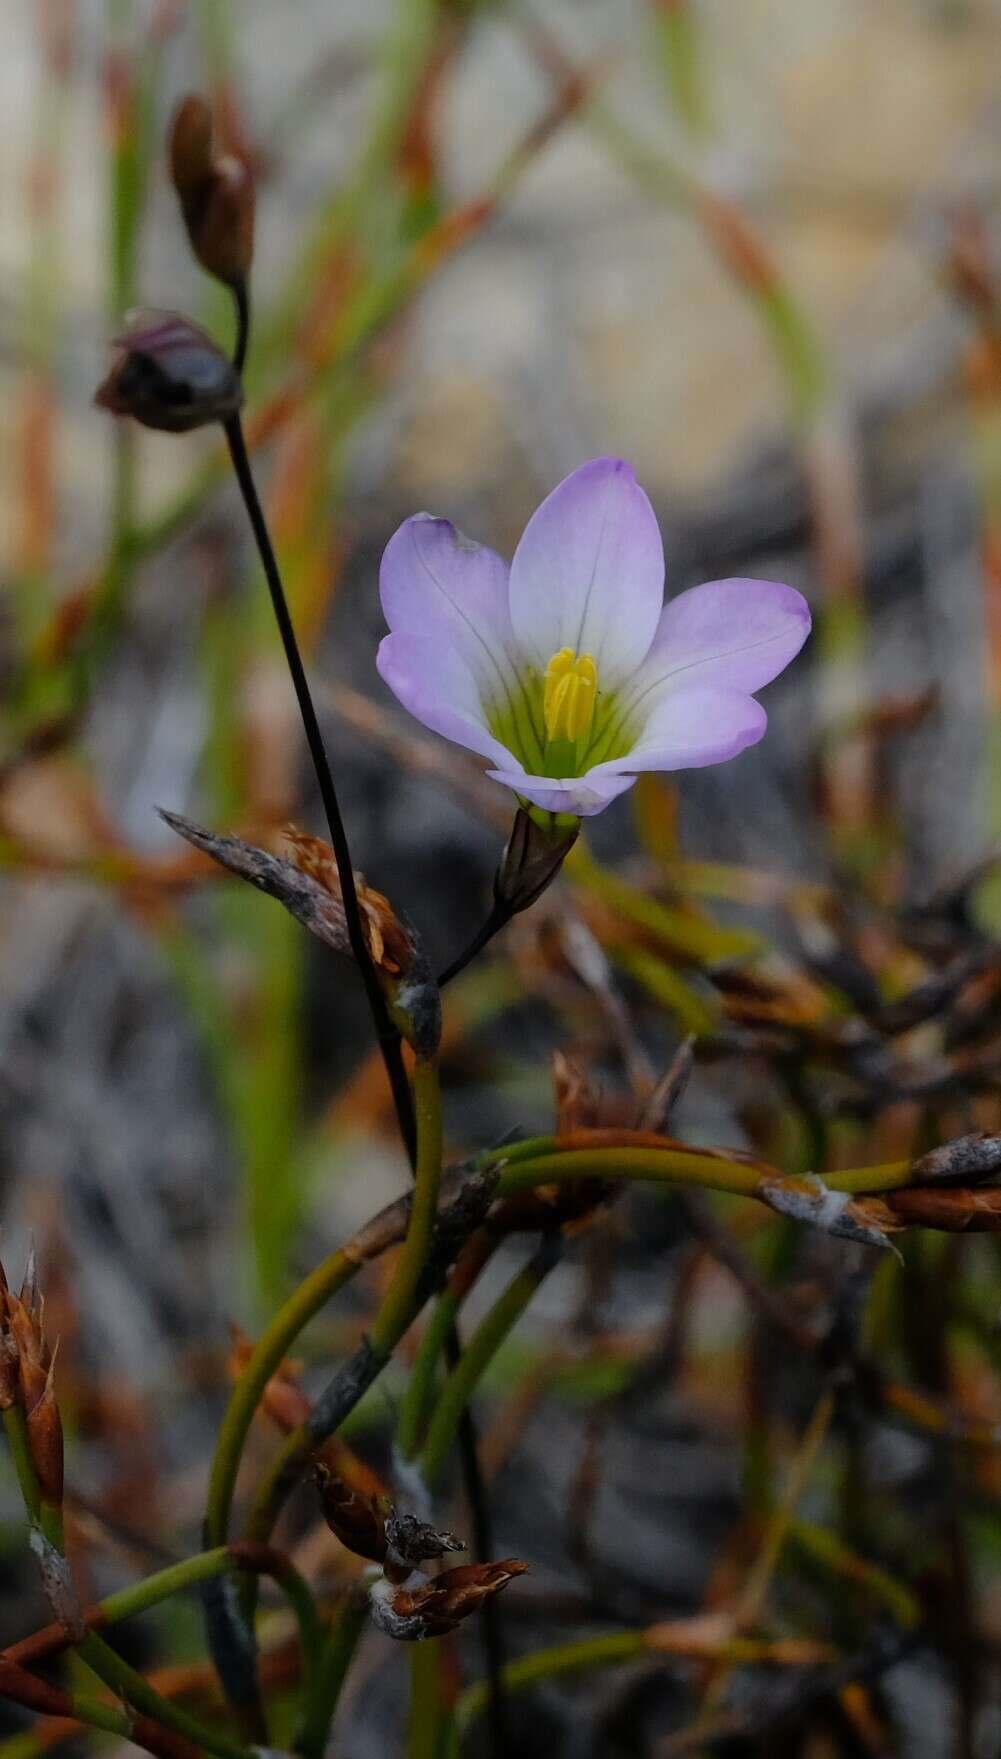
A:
[159,812,441,1058]
[168,93,255,286]
[95,313,243,433]
[315,1464,390,1565]
[5,1257,63,1505]
[376,1558,527,1640]
[384,1512,464,1581]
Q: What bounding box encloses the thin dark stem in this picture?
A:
[446,1325,511,1757]
[225,293,503,1739]
[222,413,416,1163]
[438,900,512,988]
[232,277,251,378]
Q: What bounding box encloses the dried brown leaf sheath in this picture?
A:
[160,813,402,971]
[160,811,441,1058]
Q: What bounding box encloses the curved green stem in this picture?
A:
[418,1239,559,1494]
[455,1632,649,1736]
[243,1058,443,1547]
[497,1147,763,1199]
[396,1234,498,1463]
[205,1246,359,1547]
[492,1146,912,1202]
[78,1631,255,1759]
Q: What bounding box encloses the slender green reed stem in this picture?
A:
[418,1239,559,1494]
[370,1059,442,1354]
[242,1060,444,1548]
[205,1246,359,1547]
[78,1631,256,1759]
[396,1237,498,1462]
[407,1639,445,1759]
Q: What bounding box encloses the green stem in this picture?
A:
[294,1587,369,1759]
[78,1631,255,1759]
[498,1147,763,1199]
[204,1246,359,1546]
[492,1146,912,1202]
[407,1639,445,1759]
[418,1240,558,1494]
[455,1631,648,1735]
[370,1057,443,1354]
[396,1238,499,1463]
[242,1058,442,1546]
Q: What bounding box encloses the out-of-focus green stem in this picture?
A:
[653,0,707,137]
[89,1,168,669]
[295,1587,370,1759]
[407,1639,445,1759]
[567,847,762,965]
[454,1631,652,1737]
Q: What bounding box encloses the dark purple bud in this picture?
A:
[95,312,243,433]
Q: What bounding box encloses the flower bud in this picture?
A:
[95,313,244,433]
[169,94,255,286]
[370,1558,527,1641]
[494,808,578,917]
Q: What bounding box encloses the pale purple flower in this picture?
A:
[377,458,810,820]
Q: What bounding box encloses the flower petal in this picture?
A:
[380,514,518,703]
[485,766,638,817]
[592,682,767,775]
[627,577,811,704]
[377,631,523,771]
[508,458,664,686]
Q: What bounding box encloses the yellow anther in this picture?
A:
[543,648,598,744]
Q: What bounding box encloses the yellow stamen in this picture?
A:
[543,648,598,744]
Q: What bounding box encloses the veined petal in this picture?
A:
[591,682,767,775]
[486,765,638,817]
[377,631,524,771]
[380,514,518,702]
[508,458,664,687]
[625,577,811,708]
